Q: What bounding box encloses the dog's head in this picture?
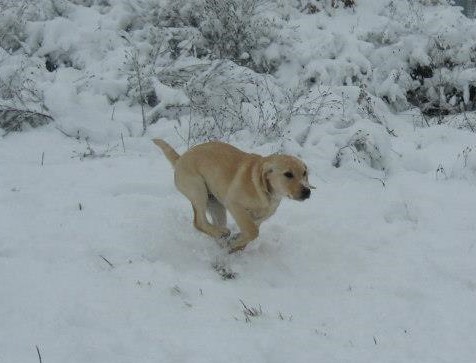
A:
[261,155,312,201]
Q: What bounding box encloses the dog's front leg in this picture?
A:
[226,204,259,253]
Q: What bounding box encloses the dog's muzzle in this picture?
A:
[300,187,311,200]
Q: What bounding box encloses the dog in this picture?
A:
[153,139,313,253]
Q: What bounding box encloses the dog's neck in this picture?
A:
[252,162,281,207]
[264,185,283,213]
[250,193,282,225]
[267,188,281,202]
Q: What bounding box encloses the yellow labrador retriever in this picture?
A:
[153,139,312,253]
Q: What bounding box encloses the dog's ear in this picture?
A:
[260,160,274,195]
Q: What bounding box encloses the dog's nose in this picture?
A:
[301,187,311,200]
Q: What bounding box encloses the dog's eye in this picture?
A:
[303,170,307,177]
[284,171,294,179]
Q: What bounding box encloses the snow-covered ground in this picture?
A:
[1,0,476,362]
[1,119,476,362]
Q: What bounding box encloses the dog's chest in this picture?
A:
[247,199,280,224]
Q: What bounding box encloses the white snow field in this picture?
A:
[1,120,476,363]
[1,0,476,362]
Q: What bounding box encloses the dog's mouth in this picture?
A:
[289,187,311,201]
[301,187,311,200]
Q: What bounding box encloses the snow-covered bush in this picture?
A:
[0,2,27,52]
[0,2,54,135]
[1,0,475,141]
[0,0,48,52]
[0,107,53,136]
[123,0,205,53]
[199,0,277,72]
[118,0,291,135]
[279,0,476,124]
[183,60,291,142]
[332,129,388,171]
[299,0,355,14]
[402,28,476,118]
[124,0,280,72]
[367,0,476,117]
[0,52,53,135]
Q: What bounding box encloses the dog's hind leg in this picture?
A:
[207,195,227,228]
[176,175,230,239]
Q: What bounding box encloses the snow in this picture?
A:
[2,122,476,362]
[2,0,476,362]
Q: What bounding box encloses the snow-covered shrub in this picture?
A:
[119,0,286,132]
[0,0,34,52]
[0,1,58,51]
[418,110,476,131]
[332,0,356,8]
[199,0,277,72]
[182,60,288,142]
[120,0,207,116]
[0,53,52,135]
[0,2,58,135]
[124,0,279,72]
[289,84,339,125]
[119,0,206,125]
[0,108,53,136]
[366,1,476,117]
[357,84,397,136]
[299,0,355,14]
[333,129,387,171]
[129,0,211,60]
[146,80,190,124]
[123,48,152,134]
[409,33,476,117]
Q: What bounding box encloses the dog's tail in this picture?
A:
[152,138,180,167]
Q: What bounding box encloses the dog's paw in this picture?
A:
[219,227,231,239]
[215,231,232,248]
[226,234,248,254]
[228,244,246,254]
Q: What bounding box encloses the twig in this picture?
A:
[130,50,147,136]
[99,255,114,268]
[239,299,262,322]
[35,345,42,363]
[370,177,386,187]
[55,126,79,140]
[121,133,125,153]
[462,109,475,133]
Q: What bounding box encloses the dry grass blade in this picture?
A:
[239,299,263,322]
